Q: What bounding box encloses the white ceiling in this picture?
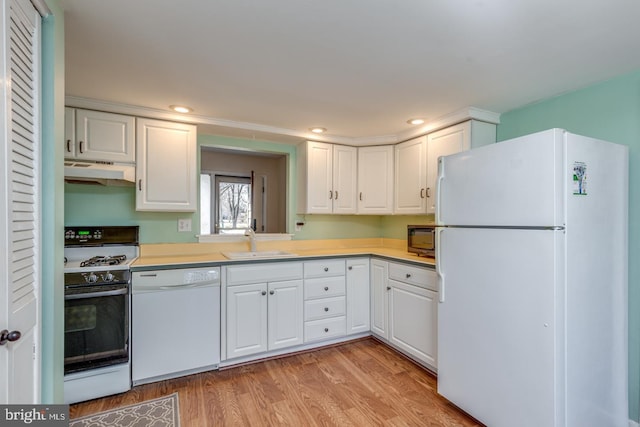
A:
[60,0,640,144]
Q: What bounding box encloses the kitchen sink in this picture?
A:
[222,250,297,260]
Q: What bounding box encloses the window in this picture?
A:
[201,173,253,235]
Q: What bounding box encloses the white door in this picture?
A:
[394,136,427,214]
[388,280,436,366]
[332,144,357,214]
[437,227,559,427]
[226,283,268,358]
[437,128,564,227]
[346,258,370,334]
[267,280,303,350]
[74,109,135,163]
[369,260,388,338]
[0,0,41,404]
[357,146,393,214]
[305,141,333,214]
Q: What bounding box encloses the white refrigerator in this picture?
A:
[435,129,628,427]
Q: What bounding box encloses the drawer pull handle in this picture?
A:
[324,328,329,333]
[324,307,329,312]
[406,273,412,278]
[324,267,329,272]
[324,286,329,291]
[261,291,267,296]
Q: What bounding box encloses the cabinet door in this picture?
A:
[370,259,389,338]
[358,145,394,214]
[74,109,135,162]
[394,136,427,214]
[136,118,197,211]
[303,141,333,214]
[64,107,76,157]
[268,280,304,351]
[426,122,471,214]
[346,258,370,335]
[388,280,437,368]
[332,144,357,214]
[226,283,268,358]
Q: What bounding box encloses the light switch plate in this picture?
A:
[178,218,192,232]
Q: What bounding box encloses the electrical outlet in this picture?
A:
[178,218,192,232]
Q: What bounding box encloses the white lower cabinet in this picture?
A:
[225,262,304,359]
[370,259,438,369]
[303,259,347,342]
[346,258,370,334]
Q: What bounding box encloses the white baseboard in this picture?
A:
[629,418,639,427]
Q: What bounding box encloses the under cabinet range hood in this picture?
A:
[64,160,135,186]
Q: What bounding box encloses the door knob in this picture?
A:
[0,330,21,345]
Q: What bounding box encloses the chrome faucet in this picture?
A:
[244,227,257,252]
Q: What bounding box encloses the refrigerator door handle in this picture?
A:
[436,157,445,224]
[436,227,445,303]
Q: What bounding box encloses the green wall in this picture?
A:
[496,69,640,422]
[41,0,65,403]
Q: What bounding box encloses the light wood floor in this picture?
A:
[70,338,483,426]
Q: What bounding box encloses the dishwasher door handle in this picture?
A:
[134,281,220,292]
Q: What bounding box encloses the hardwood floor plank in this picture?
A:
[70,338,483,426]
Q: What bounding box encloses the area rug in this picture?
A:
[69,393,180,427]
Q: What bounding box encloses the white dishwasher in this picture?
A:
[131,267,220,385]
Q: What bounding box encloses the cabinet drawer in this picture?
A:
[226,262,303,286]
[304,296,346,321]
[304,276,346,299]
[304,259,346,278]
[304,316,346,342]
[388,262,437,291]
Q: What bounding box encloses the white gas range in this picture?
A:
[63,226,139,404]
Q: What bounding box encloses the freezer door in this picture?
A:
[437,128,565,227]
[437,227,563,427]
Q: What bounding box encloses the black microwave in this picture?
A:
[408,225,436,258]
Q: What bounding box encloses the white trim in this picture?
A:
[197,233,293,243]
[65,96,500,146]
[30,0,50,17]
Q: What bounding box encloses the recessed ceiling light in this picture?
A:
[170,105,193,114]
[310,127,327,134]
[407,118,425,125]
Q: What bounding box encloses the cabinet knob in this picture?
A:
[0,330,21,346]
[324,328,329,333]
[269,290,275,295]
[324,267,329,272]
[324,286,329,291]
[386,286,391,291]
[348,266,353,270]
[324,307,329,312]
[406,273,412,278]
[261,291,267,296]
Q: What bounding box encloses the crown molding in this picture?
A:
[65,96,500,146]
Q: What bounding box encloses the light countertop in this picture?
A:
[132,238,435,269]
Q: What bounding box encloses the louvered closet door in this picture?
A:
[0,0,41,404]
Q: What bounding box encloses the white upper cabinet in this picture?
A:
[394,136,427,214]
[136,118,197,212]
[357,145,394,214]
[297,141,357,214]
[65,108,135,163]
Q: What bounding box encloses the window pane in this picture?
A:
[217,178,251,234]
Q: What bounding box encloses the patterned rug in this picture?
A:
[69,393,180,427]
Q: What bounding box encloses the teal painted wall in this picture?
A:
[497,69,640,422]
[41,0,65,404]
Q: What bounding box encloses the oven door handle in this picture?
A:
[65,288,128,300]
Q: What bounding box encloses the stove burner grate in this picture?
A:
[80,255,127,267]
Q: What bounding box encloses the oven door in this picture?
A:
[64,283,129,374]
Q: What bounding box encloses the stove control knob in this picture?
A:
[103,272,115,282]
[87,273,98,283]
